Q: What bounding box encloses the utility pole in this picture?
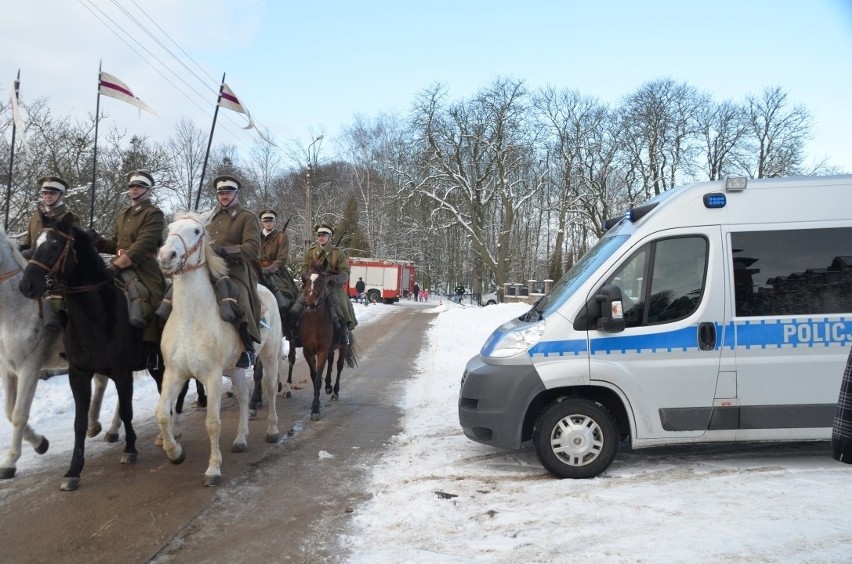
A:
[304,134,323,248]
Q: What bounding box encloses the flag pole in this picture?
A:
[89,61,103,228]
[194,72,225,211]
[4,70,20,231]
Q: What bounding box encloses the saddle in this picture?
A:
[156,274,242,323]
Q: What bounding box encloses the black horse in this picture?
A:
[19,213,150,490]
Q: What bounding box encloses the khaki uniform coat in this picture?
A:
[20,202,81,252]
[207,204,262,343]
[259,228,296,299]
[100,199,166,343]
[300,241,357,329]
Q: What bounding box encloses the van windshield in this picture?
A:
[525,234,629,320]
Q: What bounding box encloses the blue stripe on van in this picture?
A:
[529,326,704,357]
[734,317,852,349]
[526,316,852,358]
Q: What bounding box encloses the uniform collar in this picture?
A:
[129,198,154,214]
[216,201,242,217]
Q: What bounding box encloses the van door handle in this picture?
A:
[698,322,716,351]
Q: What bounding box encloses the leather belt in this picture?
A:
[117,248,157,258]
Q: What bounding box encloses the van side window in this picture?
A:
[731,227,852,317]
[607,236,708,327]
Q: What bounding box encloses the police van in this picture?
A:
[459,174,852,478]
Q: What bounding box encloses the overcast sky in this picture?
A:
[3,0,852,172]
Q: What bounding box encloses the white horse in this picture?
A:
[0,227,65,478]
[156,211,281,486]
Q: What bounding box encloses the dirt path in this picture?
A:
[0,304,435,564]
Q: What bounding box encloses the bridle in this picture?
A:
[303,272,330,312]
[165,219,207,276]
[26,227,111,294]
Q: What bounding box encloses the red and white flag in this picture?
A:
[98,71,158,116]
[218,82,255,130]
[10,73,29,152]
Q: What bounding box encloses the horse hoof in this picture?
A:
[266,433,279,443]
[230,443,248,453]
[310,413,321,421]
[325,386,333,395]
[121,452,138,464]
[87,423,102,438]
[249,408,258,418]
[331,393,339,401]
[104,432,120,444]
[61,477,80,491]
[285,391,292,399]
[35,437,49,455]
[168,447,186,465]
[204,474,222,487]
[0,467,15,479]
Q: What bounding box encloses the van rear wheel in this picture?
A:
[533,398,618,479]
[367,290,380,304]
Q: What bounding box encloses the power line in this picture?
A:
[78,0,260,148]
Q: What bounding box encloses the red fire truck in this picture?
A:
[345,257,416,304]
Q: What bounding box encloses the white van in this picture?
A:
[459,175,852,478]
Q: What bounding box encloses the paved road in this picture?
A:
[0,303,435,564]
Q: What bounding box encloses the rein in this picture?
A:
[26,227,111,295]
[166,219,207,275]
[0,267,21,283]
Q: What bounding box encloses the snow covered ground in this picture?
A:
[3,298,852,562]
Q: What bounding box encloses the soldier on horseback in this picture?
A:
[290,223,357,345]
[207,175,262,369]
[88,170,166,371]
[257,209,298,317]
[19,175,82,331]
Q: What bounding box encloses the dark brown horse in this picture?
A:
[18,214,142,490]
[297,263,357,420]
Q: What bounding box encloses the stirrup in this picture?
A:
[237,349,256,369]
[259,315,271,330]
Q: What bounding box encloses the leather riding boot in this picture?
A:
[288,294,305,319]
[237,323,256,369]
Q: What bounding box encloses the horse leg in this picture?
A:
[1,370,48,480]
[87,373,107,439]
[304,352,322,421]
[63,368,93,491]
[250,359,264,414]
[281,341,296,398]
[325,349,335,396]
[152,365,186,446]
[312,351,330,421]
[259,348,280,443]
[193,379,207,408]
[155,368,186,466]
[201,374,224,486]
[332,346,345,401]
[114,371,138,466]
[228,368,250,453]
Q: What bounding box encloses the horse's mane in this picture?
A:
[0,228,27,269]
[172,210,228,278]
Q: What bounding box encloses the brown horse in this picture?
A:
[297,263,357,420]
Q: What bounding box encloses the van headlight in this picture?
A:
[484,320,546,359]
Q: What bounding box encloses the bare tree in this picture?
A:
[745,85,812,178]
[697,99,749,180]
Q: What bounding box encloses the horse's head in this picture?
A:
[159,211,226,277]
[19,212,104,299]
[302,261,329,309]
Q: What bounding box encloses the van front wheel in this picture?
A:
[533,398,618,479]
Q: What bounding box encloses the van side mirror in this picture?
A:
[596,284,626,333]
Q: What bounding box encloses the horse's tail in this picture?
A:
[344,333,358,368]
